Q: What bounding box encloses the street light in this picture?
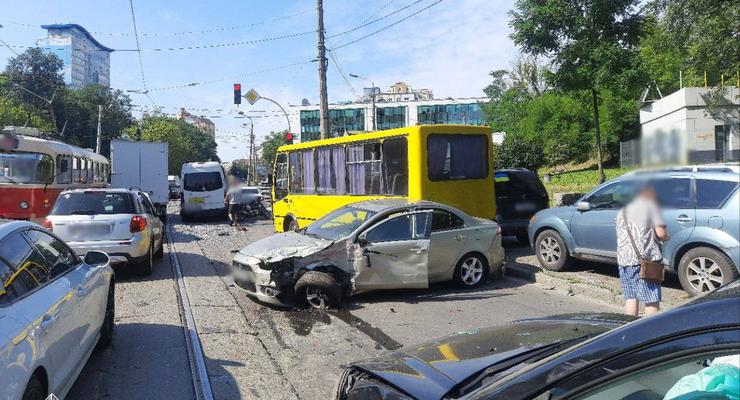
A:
[349,73,376,131]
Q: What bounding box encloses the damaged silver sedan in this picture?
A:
[231,199,505,308]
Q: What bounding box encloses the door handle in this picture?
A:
[676,215,693,222]
[409,247,427,254]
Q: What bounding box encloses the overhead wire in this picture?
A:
[127,0,156,107]
[327,0,425,39]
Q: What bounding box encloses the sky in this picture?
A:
[0,0,519,161]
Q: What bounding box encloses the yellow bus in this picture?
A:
[272,124,495,232]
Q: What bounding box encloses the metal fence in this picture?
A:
[620,138,641,168]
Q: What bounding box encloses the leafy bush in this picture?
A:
[494,134,545,171]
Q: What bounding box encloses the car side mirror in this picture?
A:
[576,201,592,212]
[356,237,369,247]
[84,251,110,267]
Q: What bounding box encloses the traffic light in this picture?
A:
[233,84,241,105]
[285,132,293,144]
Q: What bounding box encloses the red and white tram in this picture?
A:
[1,126,109,222]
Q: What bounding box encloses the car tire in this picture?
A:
[138,246,154,276]
[678,247,738,296]
[294,271,342,309]
[516,232,530,244]
[453,253,489,287]
[535,229,571,271]
[96,283,115,351]
[154,238,164,259]
[288,218,299,231]
[21,374,45,400]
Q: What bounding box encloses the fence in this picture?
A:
[620,138,641,168]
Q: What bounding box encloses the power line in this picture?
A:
[332,0,443,51]
[128,0,153,107]
[114,30,315,52]
[327,0,425,39]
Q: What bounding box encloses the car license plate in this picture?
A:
[189,197,205,204]
[515,202,536,212]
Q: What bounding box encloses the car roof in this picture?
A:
[62,187,137,194]
[0,219,37,237]
[345,198,462,214]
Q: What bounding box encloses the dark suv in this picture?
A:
[494,169,549,243]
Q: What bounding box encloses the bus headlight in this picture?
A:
[19,201,29,209]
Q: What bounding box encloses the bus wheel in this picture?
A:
[285,217,299,231]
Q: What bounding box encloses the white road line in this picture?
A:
[166,224,214,400]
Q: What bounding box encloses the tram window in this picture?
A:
[57,156,71,184]
[72,157,80,183]
[94,162,100,182]
[80,159,88,183]
[36,154,54,184]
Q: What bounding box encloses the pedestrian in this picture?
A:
[225,184,242,227]
[615,182,669,317]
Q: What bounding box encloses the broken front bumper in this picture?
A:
[231,255,289,306]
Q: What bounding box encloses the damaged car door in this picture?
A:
[353,210,432,291]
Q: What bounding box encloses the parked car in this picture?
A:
[231,199,505,308]
[168,175,182,200]
[494,169,549,243]
[180,161,227,221]
[0,220,114,400]
[528,169,739,295]
[43,188,165,275]
[335,279,740,400]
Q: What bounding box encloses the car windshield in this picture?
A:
[0,152,54,184]
[51,192,136,215]
[184,172,223,192]
[304,206,377,241]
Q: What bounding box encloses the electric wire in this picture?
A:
[327,0,425,39]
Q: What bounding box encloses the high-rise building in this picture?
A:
[176,108,216,139]
[37,24,113,88]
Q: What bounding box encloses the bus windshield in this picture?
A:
[304,206,377,241]
[0,152,54,184]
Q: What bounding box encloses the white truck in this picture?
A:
[110,139,169,223]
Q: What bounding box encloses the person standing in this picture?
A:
[225,185,242,227]
[615,183,669,317]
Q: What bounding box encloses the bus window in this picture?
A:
[347,142,382,195]
[316,146,346,195]
[427,134,488,181]
[382,138,408,195]
[57,155,71,184]
[289,152,302,194]
[275,153,288,200]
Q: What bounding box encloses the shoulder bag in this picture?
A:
[623,208,665,283]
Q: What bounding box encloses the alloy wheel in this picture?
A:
[460,257,484,286]
[305,287,329,309]
[686,256,723,293]
[539,237,561,265]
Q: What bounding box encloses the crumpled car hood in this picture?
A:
[237,231,333,263]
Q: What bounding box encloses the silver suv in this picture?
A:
[44,188,165,275]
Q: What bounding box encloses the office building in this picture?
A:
[37,24,113,88]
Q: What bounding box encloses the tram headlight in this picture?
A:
[19,201,29,209]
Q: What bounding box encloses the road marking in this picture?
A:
[166,224,214,400]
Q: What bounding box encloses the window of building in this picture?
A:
[347,142,383,195]
[300,108,366,142]
[696,179,738,209]
[275,153,288,200]
[377,107,406,130]
[427,134,488,181]
[316,146,347,194]
[417,103,485,125]
[382,138,408,195]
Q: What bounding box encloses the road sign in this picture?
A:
[245,88,260,105]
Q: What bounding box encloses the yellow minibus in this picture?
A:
[272,124,495,232]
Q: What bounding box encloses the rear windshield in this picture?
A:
[51,192,136,215]
[184,172,223,192]
[242,188,260,194]
[495,171,546,196]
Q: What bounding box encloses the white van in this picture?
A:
[180,161,227,220]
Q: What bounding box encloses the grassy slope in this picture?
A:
[538,165,632,205]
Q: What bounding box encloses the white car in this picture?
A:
[0,220,114,400]
[232,199,506,308]
[44,188,165,275]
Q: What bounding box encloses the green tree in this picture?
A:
[259,130,288,167]
[2,48,65,132]
[58,85,134,157]
[132,115,218,175]
[494,133,545,171]
[510,0,644,183]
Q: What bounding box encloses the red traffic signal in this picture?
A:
[233,84,242,105]
[285,132,293,144]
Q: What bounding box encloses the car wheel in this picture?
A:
[453,253,489,287]
[96,283,115,351]
[21,374,45,400]
[535,230,571,271]
[294,271,342,309]
[138,246,154,276]
[678,247,738,296]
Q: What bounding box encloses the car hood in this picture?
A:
[237,231,333,263]
[349,314,631,400]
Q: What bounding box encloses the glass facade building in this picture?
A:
[376,106,406,130]
[301,109,365,142]
[417,103,485,125]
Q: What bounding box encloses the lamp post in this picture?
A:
[349,73,376,131]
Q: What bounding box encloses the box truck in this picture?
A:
[110,139,169,223]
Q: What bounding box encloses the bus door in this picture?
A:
[272,153,290,228]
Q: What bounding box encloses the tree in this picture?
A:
[2,48,65,132]
[259,130,288,167]
[58,85,134,157]
[132,115,218,174]
[510,0,644,183]
[494,133,545,171]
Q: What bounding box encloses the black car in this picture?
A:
[494,169,548,243]
[335,280,740,400]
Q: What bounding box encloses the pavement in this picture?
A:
[66,202,690,399]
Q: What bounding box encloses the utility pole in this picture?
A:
[96,104,103,153]
[317,0,329,139]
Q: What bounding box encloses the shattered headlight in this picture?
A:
[338,369,412,400]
